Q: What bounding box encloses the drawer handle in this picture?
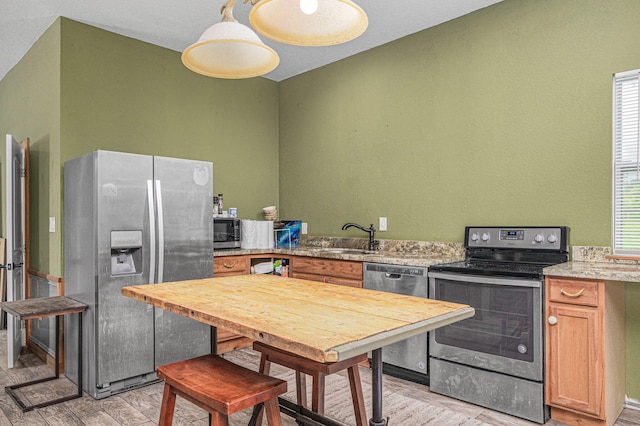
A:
[223,261,237,268]
[560,288,585,298]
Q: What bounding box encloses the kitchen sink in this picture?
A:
[316,248,376,255]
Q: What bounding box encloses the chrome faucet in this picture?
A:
[341,223,378,251]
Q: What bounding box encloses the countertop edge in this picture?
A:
[544,261,640,282]
[214,248,463,268]
[216,249,640,281]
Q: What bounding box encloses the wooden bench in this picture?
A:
[157,353,286,426]
[253,341,368,426]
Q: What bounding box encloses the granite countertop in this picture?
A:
[544,261,640,282]
[217,241,640,281]
[214,237,465,268]
[542,246,640,282]
[214,247,463,268]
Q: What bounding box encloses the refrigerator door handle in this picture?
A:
[155,179,165,283]
[147,179,156,284]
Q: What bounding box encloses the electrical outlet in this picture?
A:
[49,217,55,233]
[301,222,308,234]
[379,217,387,232]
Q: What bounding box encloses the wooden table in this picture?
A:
[0,296,87,411]
[122,275,474,425]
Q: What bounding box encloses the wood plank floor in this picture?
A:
[0,331,638,425]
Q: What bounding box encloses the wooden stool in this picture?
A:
[253,341,368,426]
[157,354,287,426]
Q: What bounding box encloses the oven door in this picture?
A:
[428,272,543,381]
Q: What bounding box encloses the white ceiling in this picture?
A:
[0,0,503,82]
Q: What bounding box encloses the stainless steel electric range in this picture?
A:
[427,226,569,424]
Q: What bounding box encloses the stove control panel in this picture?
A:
[466,226,567,250]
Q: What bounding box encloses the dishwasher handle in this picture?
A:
[385,273,403,279]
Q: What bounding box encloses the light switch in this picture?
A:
[301,222,308,234]
[379,217,387,232]
[49,217,55,233]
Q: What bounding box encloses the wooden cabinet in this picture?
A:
[545,277,625,426]
[212,255,252,352]
[214,255,250,276]
[290,256,363,288]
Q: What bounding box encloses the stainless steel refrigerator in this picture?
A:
[64,150,214,399]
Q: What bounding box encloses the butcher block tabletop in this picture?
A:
[122,275,474,363]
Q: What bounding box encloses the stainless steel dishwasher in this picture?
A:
[363,262,429,385]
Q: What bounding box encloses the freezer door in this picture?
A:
[95,151,156,385]
[153,156,213,366]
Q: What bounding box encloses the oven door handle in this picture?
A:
[427,271,541,288]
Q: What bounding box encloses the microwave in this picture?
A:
[213,218,241,250]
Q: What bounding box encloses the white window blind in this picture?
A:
[613,69,640,255]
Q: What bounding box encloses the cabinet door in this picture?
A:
[212,255,250,349]
[291,256,363,280]
[546,302,603,418]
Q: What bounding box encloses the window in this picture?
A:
[613,69,640,255]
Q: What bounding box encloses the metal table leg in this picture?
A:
[6,311,85,412]
[369,348,388,426]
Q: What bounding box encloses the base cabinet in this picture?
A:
[545,277,625,426]
[290,256,363,288]
[213,255,250,276]
[213,255,252,352]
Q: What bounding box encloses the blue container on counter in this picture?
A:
[274,220,302,249]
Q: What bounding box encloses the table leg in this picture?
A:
[6,311,85,411]
[369,348,387,426]
[211,326,218,354]
[77,312,83,398]
[55,316,60,377]
[210,326,218,426]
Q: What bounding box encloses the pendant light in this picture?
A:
[182,0,279,79]
[249,0,368,46]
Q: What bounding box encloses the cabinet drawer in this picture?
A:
[292,256,363,280]
[290,272,362,288]
[214,256,249,275]
[547,278,599,307]
[290,272,325,283]
[325,276,362,288]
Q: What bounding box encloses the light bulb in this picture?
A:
[300,0,318,15]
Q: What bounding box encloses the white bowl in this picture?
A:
[263,206,277,213]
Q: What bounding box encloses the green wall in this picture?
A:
[3,0,640,403]
[2,18,280,276]
[279,0,640,246]
[59,18,280,223]
[0,21,61,273]
[278,0,640,401]
[626,284,640,400]
[0,18,279,277]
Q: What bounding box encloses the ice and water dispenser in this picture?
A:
[110,230,143,275]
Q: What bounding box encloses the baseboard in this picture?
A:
[26,337,62,372]
[624,398,640,411]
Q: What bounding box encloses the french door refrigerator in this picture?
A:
[64,150,214,399]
